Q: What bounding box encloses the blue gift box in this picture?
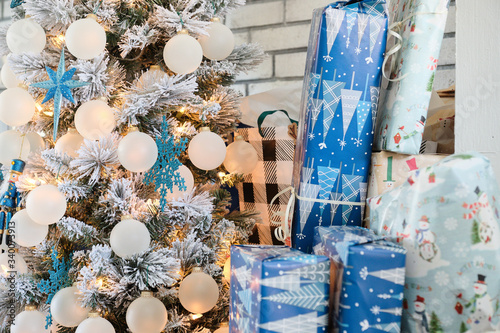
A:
[290,1,388,253]
[314,226,406,333]
[229,245,330,332]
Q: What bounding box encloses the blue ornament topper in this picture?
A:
[144,117,188,211]
[31,49,90,142]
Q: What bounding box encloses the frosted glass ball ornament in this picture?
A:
[65,14,106,60]
[26,184,67,226]
[26,132,45,154]
[163,29,203,75]
[55,128,84,158]
[223,136,258,174]
[6,18,46,54]
[110,216,151,259]
[0,130,31,165]
[198,18,235,61]
[117,128,158,173]
[0,251,28,277]
[188,127,226,171]
[74,100,116,140]
[126,291,168,333]
[51,286,89,327]
[178,267,219,314]
[11,306,50,333]
[165,165,194,201]
[11,209,48,247]
[76,313,115,333]
[1,60,21,88]
[0,87,36,127]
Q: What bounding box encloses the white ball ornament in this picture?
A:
[0,251,28,277]
[110,216,151,259]
[1,60,21,88]
[0,87,36,127]
[65,14,106,60]
[51,286,89,327]
[74,99,116,140]
[178,267,219,314]
[166,165,194,201]
[6,18,46,54]
[163,29,203,75]
[188,127,226,171]
[76,313,115,333]
[0,130,31,166]
[198,18,235,61]
[126,291,168,333]
[26,184,67,226]
[223,136,258,174]
[117,128,158,173]
[11,209,48,247]
[26,132,45,154]
[11,306,50,333]
[55,128,84,158]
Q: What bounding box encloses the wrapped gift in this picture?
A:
[236,111,297,229]
[367,151,447,199]
[229,245,330,332]
[290,1,388,253]
[369,153,500,332]
[373,0,449,154]
[314,226,406,333]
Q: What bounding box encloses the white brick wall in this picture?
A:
[229,0,456,96]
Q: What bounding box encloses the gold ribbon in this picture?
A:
[269,186,366,243]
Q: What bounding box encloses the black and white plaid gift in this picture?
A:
[236,125,296,234]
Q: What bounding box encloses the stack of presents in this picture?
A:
[230,1,500,332]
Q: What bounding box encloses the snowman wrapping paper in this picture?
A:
[373,0,449,155]
[229,245,330,333]
[313,226,406,333]
[290,0,388,254]
[369,152,500,332]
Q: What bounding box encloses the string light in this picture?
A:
[190,313,203,320]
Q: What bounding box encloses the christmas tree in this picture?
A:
[429,311,444,333]
[0,0,264,332]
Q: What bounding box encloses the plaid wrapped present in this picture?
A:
[237,121,296,234]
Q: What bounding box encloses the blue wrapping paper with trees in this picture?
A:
[369,153,500,332]
[229,245,330,333]
[313,226,406,333]
[290,0,388,253]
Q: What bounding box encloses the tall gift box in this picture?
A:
[373,0,449,154]
[290,1,388,253]
[229,245,330,332]
[314,226,406,332]
[369,153,500,332]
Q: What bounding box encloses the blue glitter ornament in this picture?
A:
[10,0,24,8]
[38,248,73,328]
[144,117,188,211]
[31,49,89,142]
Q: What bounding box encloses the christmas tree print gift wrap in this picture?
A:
[373,0,449,154]
[369,152,500,332]
[290,0,388,253]
[313,226,406,333]
[229,245,330,333]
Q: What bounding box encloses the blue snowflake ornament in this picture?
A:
[31,49,89,142]
[38,248,73,329]
[144,118,188,211]
[10,0,24,8]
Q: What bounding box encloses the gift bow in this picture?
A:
[382,10,448,82]
[269,186,366,243]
